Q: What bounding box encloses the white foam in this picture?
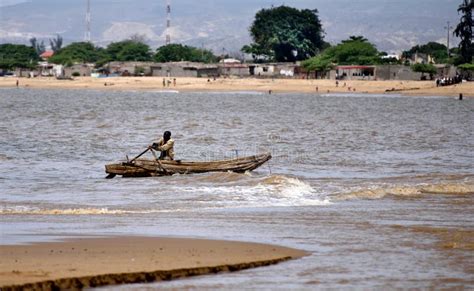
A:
[0,206,185,215]
[173,175,331,208]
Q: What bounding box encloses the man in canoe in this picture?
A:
[149,131,175,160]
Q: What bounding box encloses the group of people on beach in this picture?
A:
[436,75,463,87]
[162,78,177,87]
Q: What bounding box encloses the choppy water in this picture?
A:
[1,88,473,289]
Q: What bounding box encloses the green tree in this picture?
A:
[453,0,473,64]
[317,36,380,65]
[301,54,333,75]
[29,37,45,56]
[458,62,474,79]
[0,44,38,70]
[242,5,325,62]
[458,63,474,70]
[49,35,63,53]
[105,40,152,62]
[154,44,217,63]
[411,63,437,79]
[402,42,449,63]
[48,42,104,65]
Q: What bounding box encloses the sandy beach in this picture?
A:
[0,236,307,290]
[1,76,473,97]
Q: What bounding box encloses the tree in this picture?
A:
[154,44,217,63]
[315,36,381,65]
[402,42,449,63]
[29,37,46,56]
[301,54,334,78]
[105,40,152,62]
[411,63,437,80]
[128,34,148,44]
[49,35,63,53]
[458,62,474,80]
[453,0,473,64]
[0,44,38,70]
[242,6,325,62]
[48,42,104,65]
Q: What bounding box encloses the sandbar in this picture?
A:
[0,236,307,290]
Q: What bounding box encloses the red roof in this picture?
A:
[40,51,54,58]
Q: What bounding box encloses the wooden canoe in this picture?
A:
[105,153,272,178]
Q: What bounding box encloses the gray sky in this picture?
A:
[0,0,464,53]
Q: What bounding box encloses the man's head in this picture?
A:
[163,131,171,141]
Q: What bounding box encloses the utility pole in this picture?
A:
[444,21,453,58]
[85,0,91,42]
[166,0,171,45]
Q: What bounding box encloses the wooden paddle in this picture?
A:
[128,147,151,163]
[150,148,168,175]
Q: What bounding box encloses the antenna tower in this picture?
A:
[166,0,171,45]
[85,0,91,42]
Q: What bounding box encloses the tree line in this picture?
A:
[0,1,472,73]
[0,39,218,70]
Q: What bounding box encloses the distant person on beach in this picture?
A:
[16,79,19,87]
[173,78,176,86]
[149,131,175,160]
[162,78,166,87]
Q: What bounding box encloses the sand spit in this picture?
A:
[0,236,307,290]
[1,77,473,97]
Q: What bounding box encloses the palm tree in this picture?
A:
[453,0,473,63]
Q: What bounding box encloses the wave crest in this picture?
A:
[335,183,474,200]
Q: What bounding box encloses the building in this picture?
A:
[219,63,251,77]
[63,64,94,78]
[40,50,54,61]
[336,66,375,80]
[105,62,155,76]
[374,65,422,80]
[405,53,434,65]
[151,62,219,78]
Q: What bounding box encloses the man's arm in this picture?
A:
[158,139,174,151]
[149,138,163,150]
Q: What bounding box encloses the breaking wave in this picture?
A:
[0,206,181,215]
[176,174,331,207]
[335,183,474,200]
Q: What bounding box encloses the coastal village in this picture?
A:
[6,51,461,82]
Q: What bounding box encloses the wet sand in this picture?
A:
[0,236,307,290]
[1,77,473,97]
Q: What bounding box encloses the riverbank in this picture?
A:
[1,77,473,97]
[0,236,307,290]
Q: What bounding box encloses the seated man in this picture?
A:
[150,131,175,160]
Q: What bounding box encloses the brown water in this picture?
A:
[1,88,473,289]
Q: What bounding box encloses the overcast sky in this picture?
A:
[0,0,464,52]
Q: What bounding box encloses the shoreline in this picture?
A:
[0,236,308,290]
[1,76,473,97]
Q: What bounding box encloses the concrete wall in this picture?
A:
[253,65,275,76]
[375,65,422,80]
[107,62,154,76]
[435,65,457,78]
[14,69,38,77]
[219,66,250,77]
[151,63,219,78]
[64,64,93,77]
[151,66,198,77]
